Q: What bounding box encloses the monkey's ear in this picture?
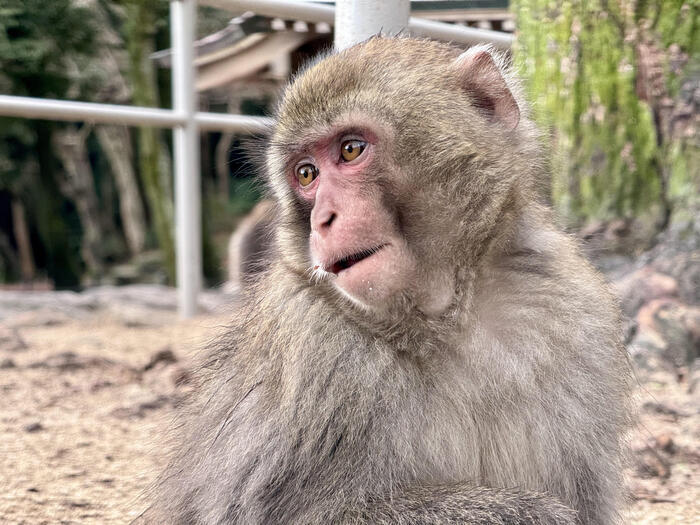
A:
[453,47,520,130]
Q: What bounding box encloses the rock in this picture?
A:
[89,380,114,392]
[638,299,699,370]
[0,326,27,352]
[28,352,132,375]
[143,346,178,371]
[0,284,234,327]
[171,365,192,386]
[682,305,700,342]
[579,220,607,241]
[66,499,91,508]
[635,448,671,479]
[655,434,676,454]
[100,250,168,286]
[4,310,75,328]
[604,218,632,242]
[30,352,99,371]
[108,303,175,327]
[0,358,16,369]
[23,422,44,433]
[641,401,689,419]
[111,394,173,419]
[613,267,679,318]
[628,327,669,372]
[579,218,658,272]
[654,301,700,368]
[0,290,96,322]
[622,317,638,345]
[628,297,699,378]
[651,251,700,305]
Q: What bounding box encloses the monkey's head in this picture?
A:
[267,37,538,320]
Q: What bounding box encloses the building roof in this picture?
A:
[152,2,513,92]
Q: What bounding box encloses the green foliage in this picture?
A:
[0,0,97,188]
[0,0,98,287]
[197,6,235,39]
[0,0,95,97]
[118,0,176,284]
[512,0,697,224]
[653,0,698,57]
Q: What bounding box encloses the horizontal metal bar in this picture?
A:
[408,16,512,49]
[201,0,334,24]
[0,95,272,133]
[199,0,513,49]
[0,94,186,127]
[197,111,273,132]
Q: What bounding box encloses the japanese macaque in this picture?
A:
[147,37,630,524]
[225,199,275,289]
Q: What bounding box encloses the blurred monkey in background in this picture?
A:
[225,199,275,290]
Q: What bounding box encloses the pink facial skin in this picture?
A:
[290,128,417,310]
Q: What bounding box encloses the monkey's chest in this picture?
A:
[283,371,550,494]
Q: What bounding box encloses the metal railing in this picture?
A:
[0,95,272,132]
[0,0,511,317]
[201,0,513,49]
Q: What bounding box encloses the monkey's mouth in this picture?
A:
[328,244,387,274]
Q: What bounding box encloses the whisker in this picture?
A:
[308,264,331,284]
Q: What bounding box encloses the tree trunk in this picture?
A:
[33,121,81,288]
[0,230,20,282]
[96,125,147,255]
[125,0,175,283]
[54,125,104,279]
[10,198,35,282]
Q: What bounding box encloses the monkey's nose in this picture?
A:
[312,211,337,235]
[311,195,339,235]
[322,212,336,229]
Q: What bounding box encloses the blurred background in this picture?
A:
[0,1,697,523]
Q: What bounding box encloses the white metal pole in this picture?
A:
[334,0,410,50]
[171,0,201,318]
[0,95,185,127]
[202,0,334,23]
[409,17,513,50]
[0,94,272,132]
[197,112,273,132]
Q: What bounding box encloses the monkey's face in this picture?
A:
[278,115,422,311]
[268,37,523,318]
[268,108,459,316]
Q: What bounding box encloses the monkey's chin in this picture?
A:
[331,245,415,311]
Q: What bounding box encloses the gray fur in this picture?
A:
[146,37,630,525]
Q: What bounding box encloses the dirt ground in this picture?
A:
[0,305,698,524]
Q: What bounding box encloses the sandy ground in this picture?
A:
[0,308,698,524]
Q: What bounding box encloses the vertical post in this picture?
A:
[171,0,201,318]
[334,0,410,50]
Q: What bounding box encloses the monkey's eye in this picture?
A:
[296,163,318,187]
[340,140,366,162]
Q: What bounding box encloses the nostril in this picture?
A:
[311,205,337,234]
[323,213,337,228]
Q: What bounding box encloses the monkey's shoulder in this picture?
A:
[475,224,623,359]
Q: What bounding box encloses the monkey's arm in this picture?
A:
[343,484,577,525]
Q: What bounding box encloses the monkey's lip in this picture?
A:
[327,244,388,275]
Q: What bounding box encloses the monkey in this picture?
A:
[146,37,631,525]
[225,199,275,291]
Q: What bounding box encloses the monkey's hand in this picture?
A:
[343,484,577,525]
